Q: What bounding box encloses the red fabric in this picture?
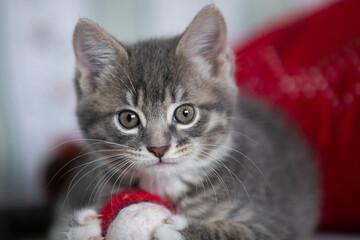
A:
[100,189,174,236]
[234,0,360,231]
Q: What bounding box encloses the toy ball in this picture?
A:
[100,189,175,240]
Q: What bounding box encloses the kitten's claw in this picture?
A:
[162,218,171,224]
[69,209,102,240]
[152,215,188,240]
[88,237,104,240]
[84,215,99,222]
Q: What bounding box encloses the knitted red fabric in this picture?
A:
[234,0,360,231]
[100,189,174,236]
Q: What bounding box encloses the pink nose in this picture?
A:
[147,145,170,159]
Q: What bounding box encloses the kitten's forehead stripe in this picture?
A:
[198,103,226,112]
[170,88,177,103]
[160,86,166,103]
[180,91,189,102]
[125,91,134,106]
[134,88,139,106]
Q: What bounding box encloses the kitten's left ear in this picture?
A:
[73,19,128,93]
[176,6,230,77]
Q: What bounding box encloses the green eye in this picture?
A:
[118,110,140,129]
[174,104,195,124]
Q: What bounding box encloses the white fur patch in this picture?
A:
[166,215,189,230]
[153,225,184,240]
[140,172,189,202]
[71,208,102,240]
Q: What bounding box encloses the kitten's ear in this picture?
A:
[176,6,230,77]
[73,19,128,93]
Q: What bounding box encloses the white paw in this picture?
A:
[152,215,188,240]
[106,202,173,240]
[69,209,102,240]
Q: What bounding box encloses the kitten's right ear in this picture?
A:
[73,19,128,93]
[176,6,230,77]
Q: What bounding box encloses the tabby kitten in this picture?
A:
[55,5,319,240]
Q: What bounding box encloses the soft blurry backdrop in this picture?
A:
[0,0,330,207]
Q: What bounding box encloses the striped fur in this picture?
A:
[53,6,319,240]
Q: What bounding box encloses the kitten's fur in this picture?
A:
[53,6,319,240]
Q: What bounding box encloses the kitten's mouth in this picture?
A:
[157,161,176,165]
[153,159,178,167]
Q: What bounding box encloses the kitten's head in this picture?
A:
[73,6,237,177]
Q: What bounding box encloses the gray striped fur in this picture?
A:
[53,5,319,240]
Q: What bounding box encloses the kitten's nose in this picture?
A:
[147,145,170,159]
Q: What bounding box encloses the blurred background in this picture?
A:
[0,0,328,207]
[4,0,358,239]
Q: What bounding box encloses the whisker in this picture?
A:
[196,149,251,202]
[183,158,207,199]
[98,160,134,200]
[191,156,219,204]
[62,153,128,209]
[92,159,131,204]
[109,161,137,197]
[57,153,119,190]
[193,151,232,205]
[84,164,114,206]
[86,157,131,205]
[128,163,142,188]
[48,138,133,153]
[47,149,127,189]
[196,143,271,189]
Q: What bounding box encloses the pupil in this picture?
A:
[127,114,134,123]
[183,109,189,117]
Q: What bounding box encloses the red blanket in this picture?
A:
[234,0,360,231]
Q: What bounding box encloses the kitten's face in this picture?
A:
[73,6,236,176]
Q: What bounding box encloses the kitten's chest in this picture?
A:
[139,174,188,204]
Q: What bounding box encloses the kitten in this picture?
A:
[52,5,319,240]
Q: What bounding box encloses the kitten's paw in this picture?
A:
[152,215,188,240]
[69,209,102,240]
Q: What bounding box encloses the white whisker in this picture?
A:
[62,153,129,209]
[193,152,232,205]
[196,143,271,189]
[196,149,252,202]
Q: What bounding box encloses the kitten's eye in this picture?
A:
[118,110,140,129]
[174,104,195,124]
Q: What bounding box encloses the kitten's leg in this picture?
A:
[152,217,292,240]
[63,208,102,240]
